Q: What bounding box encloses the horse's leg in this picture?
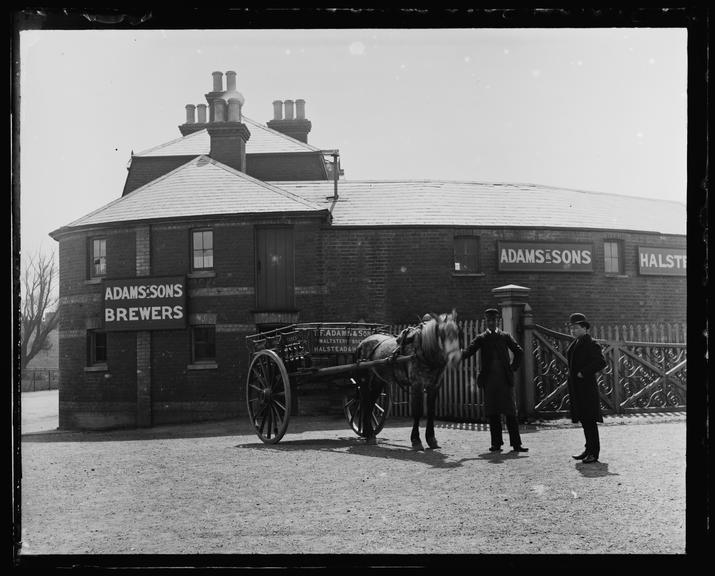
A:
[410,385,424,451]
[425,386,440,449]
[361,374,378,445]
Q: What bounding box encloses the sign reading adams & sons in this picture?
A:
[104,276,186,331]
[638,247,686,276]
[498,241,594,272]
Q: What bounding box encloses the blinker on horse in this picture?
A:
[354,310,462,450]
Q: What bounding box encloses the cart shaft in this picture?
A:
[300,354,413,378]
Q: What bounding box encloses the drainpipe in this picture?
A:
[320,150,340,213]
[332,152,339,201]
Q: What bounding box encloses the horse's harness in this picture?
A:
[363,322,447,394]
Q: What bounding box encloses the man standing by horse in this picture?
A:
[462,308,528,453]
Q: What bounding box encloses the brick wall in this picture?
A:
[321,227,686,328]
[56,216,326,428]
[55,217,685,428]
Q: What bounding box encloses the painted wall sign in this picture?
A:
[637,247,686,276]
[103,276,186,331]
[497,241,594,272]
[311,327,377,354]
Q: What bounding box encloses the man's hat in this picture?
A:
[422,313,433,322]
[484,308,500,317]
[569,312,590,329]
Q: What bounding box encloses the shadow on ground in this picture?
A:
[20,416,418,444]
[233,436,514,470]
[575,461,620,477]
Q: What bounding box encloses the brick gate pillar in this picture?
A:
[492,284,531,420]
[136,226,152,427]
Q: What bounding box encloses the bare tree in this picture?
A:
[21,250,60,371]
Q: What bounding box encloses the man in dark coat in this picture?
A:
[566,313,608,464]
[462,308,527,452]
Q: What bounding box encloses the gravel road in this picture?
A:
[19,406,686,555]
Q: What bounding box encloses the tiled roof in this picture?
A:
[59,156,326,230]
[134,116,321,157]
[273,180,686,235]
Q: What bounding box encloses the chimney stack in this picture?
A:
[267,98,312,143]
[212,71,224,92]
[225,70,237,92]
[213,98,227,122]
[185,104,196,124]
[180,70,251,170]
[197,103,207,123]
[284,99,294,120]
[227,97,242,122]
[207,70,250,172]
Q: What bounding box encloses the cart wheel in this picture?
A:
[246,350,291,444]
[343,378,392,437]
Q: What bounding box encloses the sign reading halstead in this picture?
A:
[637,247,686,276]
[103,276,186,331]
[498,241,594,272]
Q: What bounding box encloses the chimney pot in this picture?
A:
[213,99,227,122]
[185,104,196,124]
[284,99,294,120]
[295,99,306,120]
[225,71,237,92]
[211,71,224,92]
[227,98,242,122]
[197,104,207,123]
[272,100,283,120]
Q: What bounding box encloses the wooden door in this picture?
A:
[255,227,295,311]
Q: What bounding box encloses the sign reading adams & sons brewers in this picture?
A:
[104,276,186,331]
[498,241,594,272]
[638,246,686,276]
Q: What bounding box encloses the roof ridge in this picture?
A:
[272,179,685,205]
[242,115,321,152]
[207,157,325,211]
[134,129,207,157]
[65,156,204,227]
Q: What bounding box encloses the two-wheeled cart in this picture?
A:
[245,322,412,444]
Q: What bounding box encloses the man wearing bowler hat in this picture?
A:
[566,313,608,464]
[462,308,527,453]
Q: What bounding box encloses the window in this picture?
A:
[454,236,480,274]
[191,326,216,362]
[87,330,107,365]
[192,230,214,270]
[604,240,624,274]
[90,238,106,278]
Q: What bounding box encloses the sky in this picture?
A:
[18,28,687,259]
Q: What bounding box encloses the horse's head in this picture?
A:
[421,309,462,369]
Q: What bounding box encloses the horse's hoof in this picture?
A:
[411,442,425,451]
[365,436,378,445]
[426,439,441,449]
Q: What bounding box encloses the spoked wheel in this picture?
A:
[343,377,392,438]
[246,350,292,444]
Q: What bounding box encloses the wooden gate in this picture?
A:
[388,319,494,422]
[525,322,687,416]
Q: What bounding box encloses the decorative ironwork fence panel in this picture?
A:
[528,323,686,416]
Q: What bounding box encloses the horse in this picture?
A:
[354,310,462,450]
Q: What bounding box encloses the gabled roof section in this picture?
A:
[57,156,326,232]
[273,180,686,236]
[134,116,322,157]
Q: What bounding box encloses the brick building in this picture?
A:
[50,71,686,430]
